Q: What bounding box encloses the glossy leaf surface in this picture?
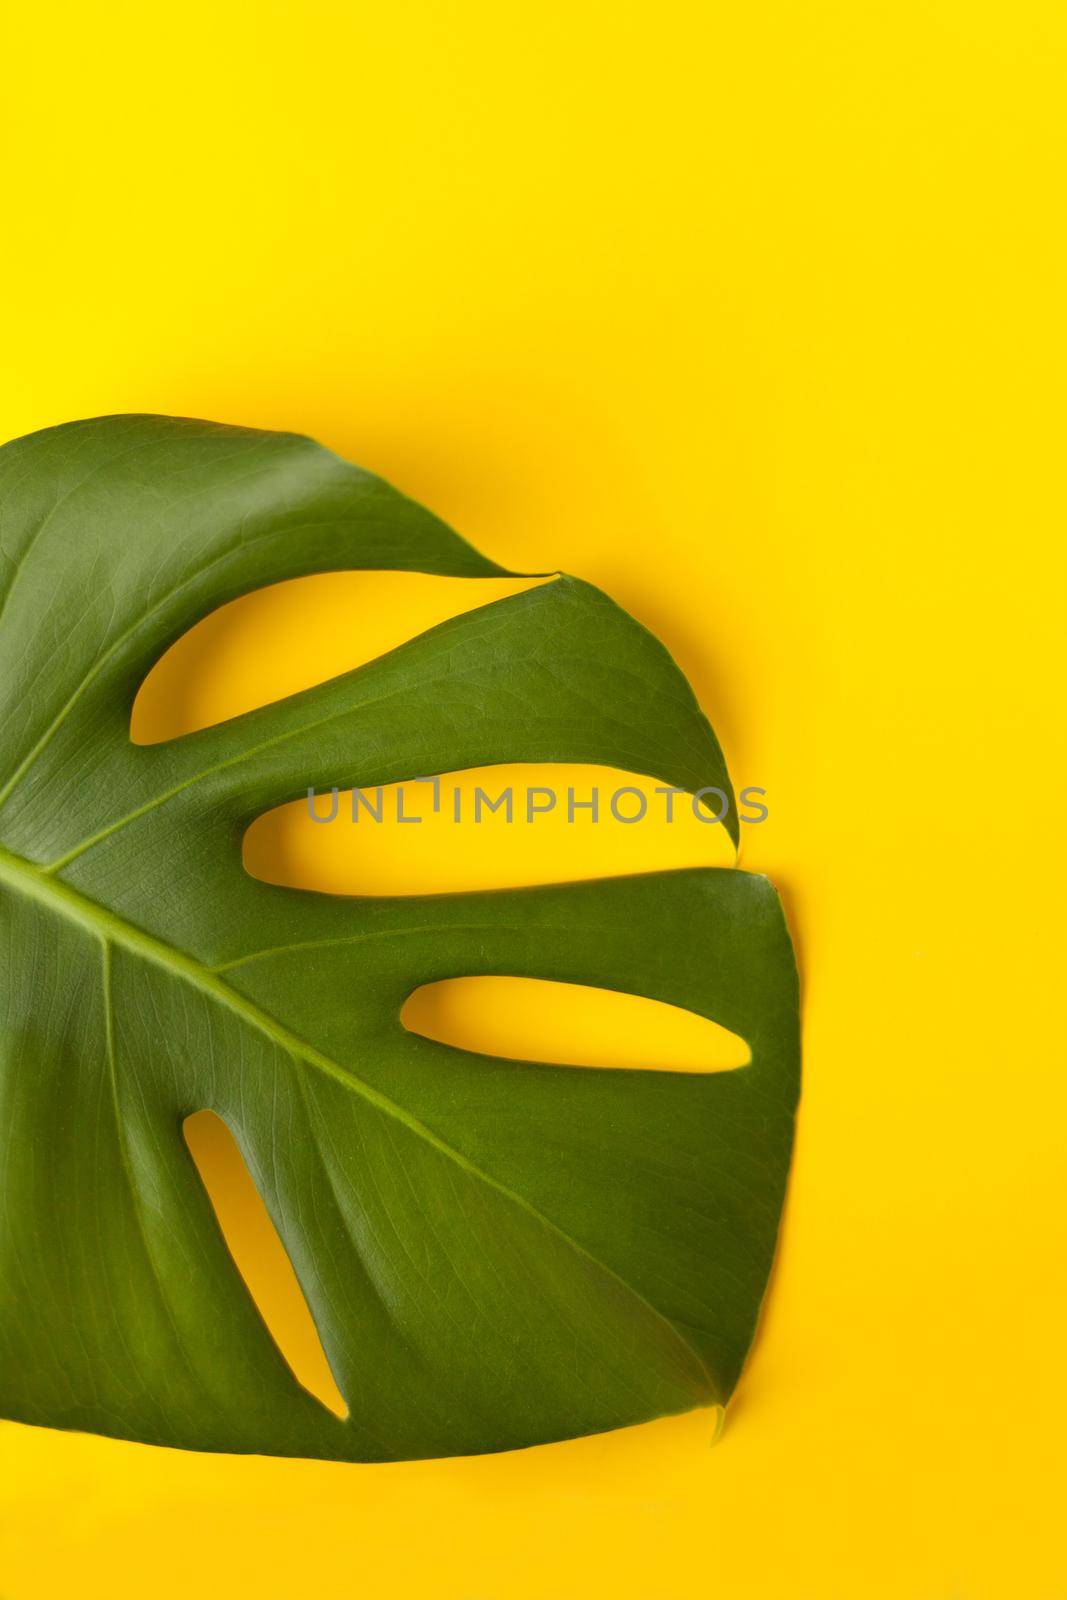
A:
[0,416,799,1460]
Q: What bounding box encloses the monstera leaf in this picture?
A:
[0,415,799,1461]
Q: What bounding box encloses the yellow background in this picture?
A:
[1,1,1065,1595]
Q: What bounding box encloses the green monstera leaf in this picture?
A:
[0,415,799,1461]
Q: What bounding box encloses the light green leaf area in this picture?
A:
[0,415,799,1461]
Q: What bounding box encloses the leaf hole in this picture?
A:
[132,570,548,744]
[244,763,733,897]
[183,1110,348,1419]
[401,977,751,1073]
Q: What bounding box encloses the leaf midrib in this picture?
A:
[0,841,716,1401]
